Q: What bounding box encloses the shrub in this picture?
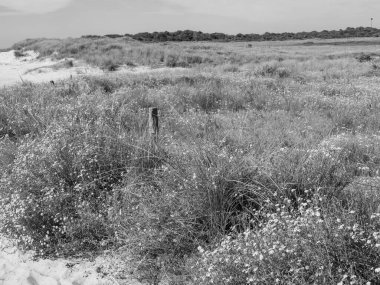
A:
[190,79,225,112]
[258,64,278,77]
[0,121,144,255]
[165,54,180,67]
[343,177,380,221]
[190,195,380,284]
[185,55,203,65]
[319,85,341,97]
[0,137,16,174]
[115,147,273,282]
[223,64,240,73]
[126,61,136,67]
[50,59,74,70]
[63,59,74,68]
[357,53,372,62]
[14,50,27,58]
[100,58,120,71]
[264,133,380,197]
[85,76,121,93]
[256,63,292,78]
[276,67,291,78]
[165,54,189,67]
[364,64,380,77]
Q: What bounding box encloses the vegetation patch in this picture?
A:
[2,38,380,284]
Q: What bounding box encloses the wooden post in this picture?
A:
[148,107,159,143]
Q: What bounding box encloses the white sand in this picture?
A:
[0,236,142,285]
[0,50,187,88]
[0,50,105,87]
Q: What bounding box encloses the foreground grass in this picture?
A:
[1,39,380,284]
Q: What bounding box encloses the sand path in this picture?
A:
[0,236,142,285]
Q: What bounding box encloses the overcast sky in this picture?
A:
[0,0,379,48]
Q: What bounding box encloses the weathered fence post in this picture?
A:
[148,107,159,143]
[146,107,159,168]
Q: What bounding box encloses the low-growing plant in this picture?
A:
[114,145,275,282]
[190,195,380,284]
[3,37,380,284]
[185,55,203,65]
[165,53,188,67]
[258,63,278,77]
[357,53,372,62]
[0,123,119,253]
[276,66,291,78]
[14,50,27,58]
[0,105,160,255]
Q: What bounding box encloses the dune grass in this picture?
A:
[2,38,380,284]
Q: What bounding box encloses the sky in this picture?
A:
[0,0,379,48]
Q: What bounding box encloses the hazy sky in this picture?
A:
[0,0,379,48]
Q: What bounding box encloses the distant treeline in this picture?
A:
[82,27,380,42]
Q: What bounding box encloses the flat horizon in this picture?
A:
[0,0,379,49]
[2,26,380,50]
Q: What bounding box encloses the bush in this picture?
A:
[85,76,121,93]
[343,177,380,221]
[185,55,203,65]
[276,67,291,78]
[165,54,189,68]
[0,137,16,174]
[258,64,278,77]
[0,121,142,255]
[223,64,240,73]
[357,53,372,62]
[190,195,380,284]
[190,79,225,112]
[100,58,120,71]
[14,50,27,58]
[165,54,180,67]
[115,146,273,282]
[256,64,291,78]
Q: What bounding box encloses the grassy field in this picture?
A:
[2,37,380,284]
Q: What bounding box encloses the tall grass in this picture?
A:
[2,39,380,283]
[11,38,213,69]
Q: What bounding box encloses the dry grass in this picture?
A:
[2,38,380,284]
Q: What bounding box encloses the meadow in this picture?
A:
[1,37,380,284]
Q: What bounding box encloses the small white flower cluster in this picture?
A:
[191,195,380,284]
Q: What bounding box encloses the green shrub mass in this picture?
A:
[100,27,380,42]
[2,39,380,283]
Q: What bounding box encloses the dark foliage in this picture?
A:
[126,27,380,42]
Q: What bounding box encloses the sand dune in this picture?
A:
[0,50,104,87]
[0,50,186,88]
